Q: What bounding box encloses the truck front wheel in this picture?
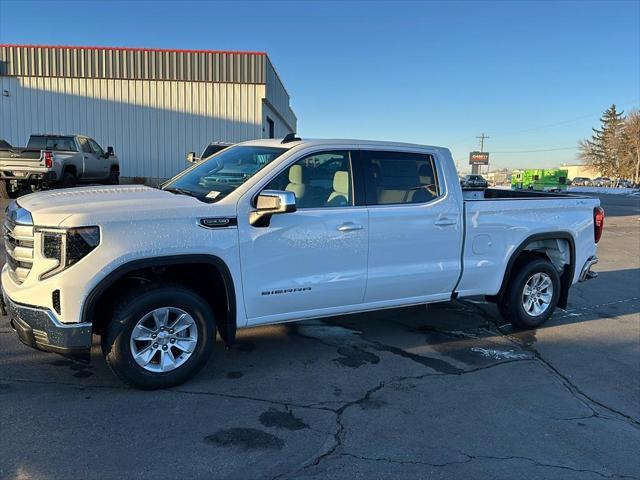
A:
[500,258,560,329]
[102,284,216,389]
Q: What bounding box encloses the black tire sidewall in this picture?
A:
[103,286,215,389]
[61,172,76,188]
[504,258,560,329]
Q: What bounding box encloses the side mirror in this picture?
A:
[186,152,198,163]
[106,146,114,157]
[250,190,296,227]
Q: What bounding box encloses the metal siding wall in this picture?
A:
[0,46,265,84]
[264,58,297,132]
[0,76,263,179]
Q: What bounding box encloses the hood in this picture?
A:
[16,185,235,227]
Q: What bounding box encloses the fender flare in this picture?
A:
[82,254,237,345]
[497,232,576,310]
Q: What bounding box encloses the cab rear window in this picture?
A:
[27,136,77,152]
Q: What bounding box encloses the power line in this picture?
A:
[490,146,577,154]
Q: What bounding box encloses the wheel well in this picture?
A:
[494,235,575,309]
[89,261,234,343]
[63,165,77,176]
[110,165,119,173]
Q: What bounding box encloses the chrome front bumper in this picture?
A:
[579,256,599,282]
[1,288,92,355]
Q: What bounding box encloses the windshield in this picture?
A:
[163,145,287,202]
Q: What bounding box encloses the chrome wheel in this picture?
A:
[129,307,198,373]
[522,272,553,316]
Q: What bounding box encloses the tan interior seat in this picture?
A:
[286,165,306,203]
[377,160,419,204]
[326,171,350,206]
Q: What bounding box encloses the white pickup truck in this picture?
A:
[1,137,603,388]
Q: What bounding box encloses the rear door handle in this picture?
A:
[435,218,457,226]
[337,222,364,232]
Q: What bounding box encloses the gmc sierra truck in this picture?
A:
[1,137,603,389]
[0,134,119,198]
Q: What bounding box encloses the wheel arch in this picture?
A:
[82,254,237,346]
[496,232,576,310]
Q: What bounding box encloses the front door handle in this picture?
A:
[337,222,364,232]
[435,218,457,226]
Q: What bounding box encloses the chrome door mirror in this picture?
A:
[250,190,296,227]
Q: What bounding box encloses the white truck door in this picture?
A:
[238,150,368,323]
[361,149,462,303]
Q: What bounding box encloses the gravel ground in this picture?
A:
[0,193,638,480]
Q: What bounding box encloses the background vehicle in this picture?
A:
[0,139,11,149]
[592,177,612,187]
[186,142,233,164]
[461,174,488,189]
[1,138,602,389]
[571,176,592,186]
[0,134,119,198]
[512,169,568,192]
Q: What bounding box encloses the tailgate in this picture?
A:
[0,149,44,169]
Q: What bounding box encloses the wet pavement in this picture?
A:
[0,193,639,479]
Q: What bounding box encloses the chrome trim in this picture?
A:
[579,255,599,282]
[2,288,93,351]
[4,201,34,284]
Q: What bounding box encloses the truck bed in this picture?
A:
[457,187,598,298]
[462,187,579,201]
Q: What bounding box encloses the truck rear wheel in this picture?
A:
[101,283,216,389]
[60,171,77,188]
[499,258,560,329]
[0,180,19,199]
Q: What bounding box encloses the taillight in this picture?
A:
[44,151,53,168]
[594,206,604,243]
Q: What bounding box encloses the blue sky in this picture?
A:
[1,0,638,170]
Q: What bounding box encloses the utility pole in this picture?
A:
[475,133,490,175]
[476,132,490,153]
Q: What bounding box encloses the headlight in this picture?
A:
[39,226,100,280]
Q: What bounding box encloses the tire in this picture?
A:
[499,257,560,329]
[0,180,19,199]
[60,171,77,188]
[106,169,119,185]
[101,283,215,389]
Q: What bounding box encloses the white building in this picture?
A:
[0,44,297,181]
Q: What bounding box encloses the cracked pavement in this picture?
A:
[1,193,639,480]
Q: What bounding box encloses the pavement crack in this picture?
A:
[463,452,640,480]
[460,300,640,430]
[339,451,637,479]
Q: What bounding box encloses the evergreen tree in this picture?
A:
[579,104,625,178]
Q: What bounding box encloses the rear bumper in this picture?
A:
[579,255,599,282]
[0,169,57,184]
[1,288,92,355]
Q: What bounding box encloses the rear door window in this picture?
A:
[362,150,440,205]
[78,138,92,154]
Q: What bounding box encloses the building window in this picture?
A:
[267,117,275,139]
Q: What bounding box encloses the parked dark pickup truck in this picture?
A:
[0,134,119,198]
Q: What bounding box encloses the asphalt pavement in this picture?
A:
[0,192,639,480]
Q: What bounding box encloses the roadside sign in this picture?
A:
[469,151,489,165]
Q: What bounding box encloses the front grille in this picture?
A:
[4,215,34,284]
